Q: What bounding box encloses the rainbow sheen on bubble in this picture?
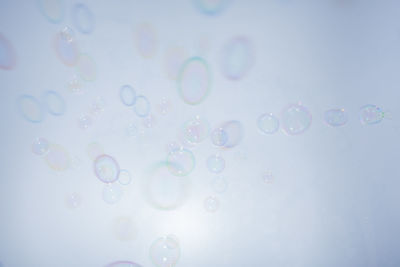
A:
[213,120,244,148]
[32,138,50,156]
[44,144,70,171]
[133,95,150,117]
[281,103,312,135]
[54,31,79,66]
[72,3,95,34]
[135,23,157,58]
[94,154,120,183]
[360,104,385,125]
[206,154,225,173]
[210,127,228,146]
[182,116,210,144]
[76,54,96,81]
[204,196,219,212]
[42,90,66,116]
[150,235,180,267]
[257,113,279,134]
[102,183,123,204]
[118,169,132,185]
[106,261,142,267]
[167,148,195,176]
[0,34,16,70]
[119,85,136,106]
[113,216,135,241]
[324,108,348,127]
[17,95,45,123]
[193,0,232,15]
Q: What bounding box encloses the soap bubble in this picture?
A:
[213,120,243,148]
[0,33,16,70]
[150,235,180,267]
[44,144,70,171]
[204,196,219,212]
[16,95,45,123]
[72,3,95,34]
[65,192,82,209]
[135,23,158,58]
[206,154,225,173]
[77,114,93,129]
[42,90,66,116]
[102,183,123,204]
[32,138,50,156]
[118,170,132,185]
[54,31,79,66]
[119,85,136,106]
[133,95,150,117]
[142,114,156,128]
[167,148,195,176]
[257,113,279,134]
[360,104,385,125]
[262,171,274,184]
[210,127,228,146]
[324,108,348,127]
[76,54,96,81]
[281,103,312,135]
[60,26,74,42]
[113,216,135,241]
[156,98,172,115]
[37,0,65,23]
[212,176,228,193]
[106,261,142,267]
[193,0,232,15]
[182,116,210,144]
[94,154,120,183]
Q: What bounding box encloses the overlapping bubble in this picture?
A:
[42,90,66,116]
[212,120,244,148]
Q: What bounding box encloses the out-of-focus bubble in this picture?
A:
[133,95,150,117]
[54,31,79,66]
[87,142,104,160]
[60,26,74,42]
[257,113,279,134]
[182,116,210,144]
[281,103,312,135]
[193,0,232,15]
[32,137,50,156]
[44,144,70,171]
[204,196,219,212]
[262,171,274,184]
[126,123,138,137]
[76,54,96,81]
[165,141,181,153]
[167,148,195,176]
[65,192,82,209]
[118,169,132,185]
[135,23,157,58]
[113,216,135,241]
[72,3,95,34]
[37,0,65,23]
[68,75,83,94]
[119,85,136,106]
[206,154,225,173]
[210,127,228,146]
[105,261,143,267]
[324,108,348,127]
[16,95,45,123]
[164,46,186,80]
[145,162,191,210]
[213,120,243,148]
[156,98,172,115]
[177,57,211,105]
[94,154,120,183]
[42,90,66,116]
[220,36,254,80]
[142,114,156,128]
[360,104,385,125]
[89,96,106,117]
[212,176,228,193]
[102,183,123,204]
[0,34,16,70]
[77,114,93,129]
[149,235,180,267]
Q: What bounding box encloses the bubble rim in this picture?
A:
[257,112,280,134]
[216,120,244,149]
[37,0,66,24]
[93,154,121,183]
[166,148,196,177]
[41,90,66,116]
[206,154,226,174]
[119,85,136,106]
[71,3,95,34]
[118,169,132,185]
[16,94,46,123]
[133,95,151,117]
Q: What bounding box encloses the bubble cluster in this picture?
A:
[193,0,232,15]
[44,144,70,171]
[93,154,120,183]
[32,137,50,156]
[118,169,132,185]
[42,90,66,116]
[359,104,385,125]
[281,103,312,135]
[0,34,16,70]
[119,85,136,106]
[212,120,244,148]
[182,116,210,144]
[72,3,95,34]
[106,261,142,267]
[204,196,219,212]
[167,148,195,176]
[257,113,279,134]
[135,24,157,58]
[113,216,135,241]
[206,154,225,173]
[150,235,180,267]
[102,183,123,204]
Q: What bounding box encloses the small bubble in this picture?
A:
[204,196,219,212]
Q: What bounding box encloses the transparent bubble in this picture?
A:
[113,216,135,241]
[281,103,312,135]
[324,108,348,127]
[54,31,79,66]
[210,127,228,146]
[72,3,95,34]
[106,261,142,267]
[0,33,16,70]
[165,141,181,153]
[178,57,212,105]
[133,95,151,117]
[16,95,45,123]
[164,46,186,80]
[135,23,157,58]
[119,85,136,106]
[93,154,120,183]
[65,192,82,209]
[206,154,225,173]
[360,104,385,125]
[76,54,96,81]
[87,142,104,160]
[126,123,138,137]
[44,144,70,171]
[167,148,195,176]
[257,113,279,134]
[262,171,274,184]
[37,0,65,23]
[156,98,172,115]
[77,114,93,129]
[193,0,232,15]
[150,235,180,267]
[89,97,106,117]
[60,26,74,42]
[32,137,50,156]
[102,183,123,204]
[142,114,156,128]
[213,120,244,148]
[42,90,66,116]
[182,116,210,144]
[220,36,254,80]
[119,170,132,185]
[204,196,219,212]
[212,176,228,193]
[68,75,83,94]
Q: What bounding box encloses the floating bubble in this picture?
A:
[76,54,96,81]
[220,36,254,80]
[32,137,50,156]
[206,154,225,173]
[42,90,66,116]
[257,113,279,134]
[142,114,156,128]
[156,98,172,115]
[72,3,95,34]
[360,104,385,125]
[60,26,74,42]
[182,116,210,144]
[77,114,93,129]
[193,0,232,15]
[16,95,45,123]
[37,0,65,23]
[102,183,123,204]
[150,235,180,267]
[204,196,219,212]
[87,142,104,160]
[164,46,186,80]
[106,261,143,267]
[89,96,106,117]
[133,95,150,117]
[212,176,228,193]
[177,57,211,105]
[126,123,138,137]
[113,216,135,241]
[65,192,82,209]
[210,127,228,146]
[44,144,70,171]
[135,23,157,58]
[119,85,136,106]
[165,141,181,153]
[54,31,79,66]
[0,34,16,70]
[167,148,195,176]
[324,108,348,127]
[213,120,243,148]
[68,75,83,94]
[119,170,132,185]
[94,154,120,183]
[281,103,312,135]
[262,171,274,184]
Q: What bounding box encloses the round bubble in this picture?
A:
[133,95,150,117]
[281,103,312,135]
[44,144,70,171]
[178,57,212,105]
[106,261,142,267]
[16,95,45,123]
[42,90,66,116]
[119,85,136,106]
[119,169,132,185]
[76,54,96,81]
[54,31,79,66]
[65,192,82,209]
[324,108,348,127]
[156,98,172,115]
[72,3,95,34]
[220,36,254,80]
[164,46,186,80]
[257,113,279,134]
[193,0,232,15]
[102,183,123,204]
[135,23,157,58]
[87,142,104,160]
[212,176,228,193]
[182,116,210,144]
[77,114,93,129]
[94,154,120,183]
[210,127,228,146]
[113,216,135,241]
[206,154,225,173]
[32,137,50,156]
[204,196,219,212]
[37,0,65,23]
[0,34,16,70]
[167,148,195,177]
[150,235,180,267]
[360,104,385,125]
[214,120,243,148]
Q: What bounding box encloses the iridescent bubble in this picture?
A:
[177,57,212,105]
[164,46,186,80]
[119,85,136,106]
[102,183,123,204]
[44,144,70,171]
[360,104,385,125]
[37,0,65,23]
[133,95,150,117]
[167,148,195,176]
[281,103,312,135]
[65,192,82,209]
[54,31,79,66]
[212,176,228,193]
[204,196,219,212]
[182,116,210,144]
[119,169,132,185]
[220,36,254,80]
[105,261,143,267]
[210,127,228,146]
[87,142,104,160]
[77,114,93,129]
[193,0,232,15]
[32,137,50,156]
[72,3,95,34]
[257,113,279,134]
[213,120,244,148]
[42,90,66,116]
[262,171,274,184]
[60,26,74,42]
[324,108,348,127]
[94,154,120,183]
[149,235,180,267]
[113,216,135,241]
[76,54,96,81]
[16,95,45,123]
[135,23,158,58]
[0,34,16,70]
[206,154,225,173]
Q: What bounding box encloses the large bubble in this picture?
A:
[281,103,312,135]
[149,235,180,267]
[93,154,120,183]
[0,34,16,70]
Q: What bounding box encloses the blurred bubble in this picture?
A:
[210,127,228,146]
[37,0,65,23]
[220,36,254,80]
[60,26,74,42]
[77,114,93,129]
[32,137,50,156]
[213,120,243,148]
[150,235,180,267]
[182,116,210,144]
[126,123,138,137]
[65,192,82,209]
[44,144,70,171]
[118,169,132,185]
[135,23,157,58]
[133,95,150,117]
[324,108,348,127]
[72,3,95,34]
[212,176,228,193]
[142,114,156,128]
[89,97,106,117]
[165,141,181,153]
[206,154,225,173]
[16,95,45,123]
[54,31,79,66]
[167,148,195,176]
[193,0,232,15]
[164,46,186,80]
[257,113,279,134]
[102,183,123,204]
[204,196,219,212]
[178,57,211,105]
[42,90,66,116]
[119,85,136,106]
[262,171,274,184]
[360,104,385,125]
[106,261,142,267]
[281,103,312,135]
[113,216,135,241]
[87,142,104,160]
[156,98,172,115]
[68,75,83,94]
[76,54,96,81]
[0,34,16,70]
[94,154,120,183]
